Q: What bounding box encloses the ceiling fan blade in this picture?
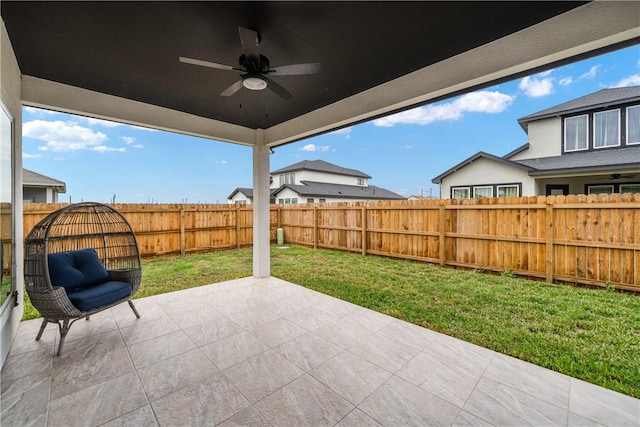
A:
[179,56,241,72]
[270,63,322,75]
[220,79,244,97]
[265,76,293,100]
[238,27,260,59]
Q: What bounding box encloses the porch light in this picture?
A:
[242,76,267,91]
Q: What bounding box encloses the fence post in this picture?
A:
[180,206,186,256]
[545,202,554,283]
[314,206,319,249]
[235,204,241,248]
[361,206,367,255]
[439,202,446,266]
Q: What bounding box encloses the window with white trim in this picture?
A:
[497,185,519,197]
[452,187,470,199]
[587,185,614,195]
[357,178,364,186]
[473,186,493,198]
[319,198,326,203]
[307,198,314,203]
[564,115,588,152]
[594,109,620,148]
[627,106,640,145]
[279,173,295,186]
[620,184,640,194]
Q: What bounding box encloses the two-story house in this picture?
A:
[432,86,640,198]
[228,159,405,204]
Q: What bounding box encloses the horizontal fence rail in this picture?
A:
[18,194,640,292]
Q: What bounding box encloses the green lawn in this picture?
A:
[22,244,640,398]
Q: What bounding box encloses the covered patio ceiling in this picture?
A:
[2,1,639,147]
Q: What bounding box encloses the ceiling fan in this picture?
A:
[594,173,637,181]
[179,27,321,100]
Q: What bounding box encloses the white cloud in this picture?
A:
[92,145,126,153]
[373,90,514,127]
[558,76,573,86]
[519,76,554,97]
[122,136,136,144]
[330,127,352,138]
[22,152,42,158]
[132,144,144,149]
[405,145,414,150]
[580,65,600,80]
[299,143,330,152]
[612,74,640,88]
[24,120,108,152]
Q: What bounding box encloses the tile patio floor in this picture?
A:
[2,277,639,427]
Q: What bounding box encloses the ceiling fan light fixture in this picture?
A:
[242,75,267,91]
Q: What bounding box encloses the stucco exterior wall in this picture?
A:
[440,157,534,198]
[510,118,562,160]
[228,192,251,204]
[271,170,367,189]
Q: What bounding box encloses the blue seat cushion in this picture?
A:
[66,280,132,312]
[48,249,110,291]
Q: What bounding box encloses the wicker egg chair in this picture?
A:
[24,202,142,355]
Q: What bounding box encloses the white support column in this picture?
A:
[252,129,270,278]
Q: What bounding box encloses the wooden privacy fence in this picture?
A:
[23,204,276,258]
[21,194,640,291]
[277,194,640,292]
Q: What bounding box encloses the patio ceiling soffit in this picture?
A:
[16,2,640,148]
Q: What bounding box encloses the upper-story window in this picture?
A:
[357,178,364,186]
[279,173,295,186]
[627,105,640,145]
[593,109,620,149]
[564,115,588,152]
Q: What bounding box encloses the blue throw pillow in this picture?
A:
[48,251,87,291]
[73,249,110,287]
[48,249,110,291]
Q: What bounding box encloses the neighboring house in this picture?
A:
[23,169,66,203]
[432,87,640,198]
[228,159,405,204]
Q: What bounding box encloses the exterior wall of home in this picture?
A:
[23,187,55,203]
[510,118,562,160]
[273,187,374,204]
[228,192,251,204]
[271,170,367,189]
[440,157,534,198]
[1,19,24,368]
[534,175,640,196]
[273,187,302,203]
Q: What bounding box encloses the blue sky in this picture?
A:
[23,44,639,203]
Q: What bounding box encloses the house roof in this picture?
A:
[227,187,254,200]
[431,152,532,184]
[271,160,371,179]
[2,2,637,147]
[517,86,640,132]
[515,146,640,176]
[276,181,405,200]
[22,169,66,192]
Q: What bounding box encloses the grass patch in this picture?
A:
[22,244,640,398]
